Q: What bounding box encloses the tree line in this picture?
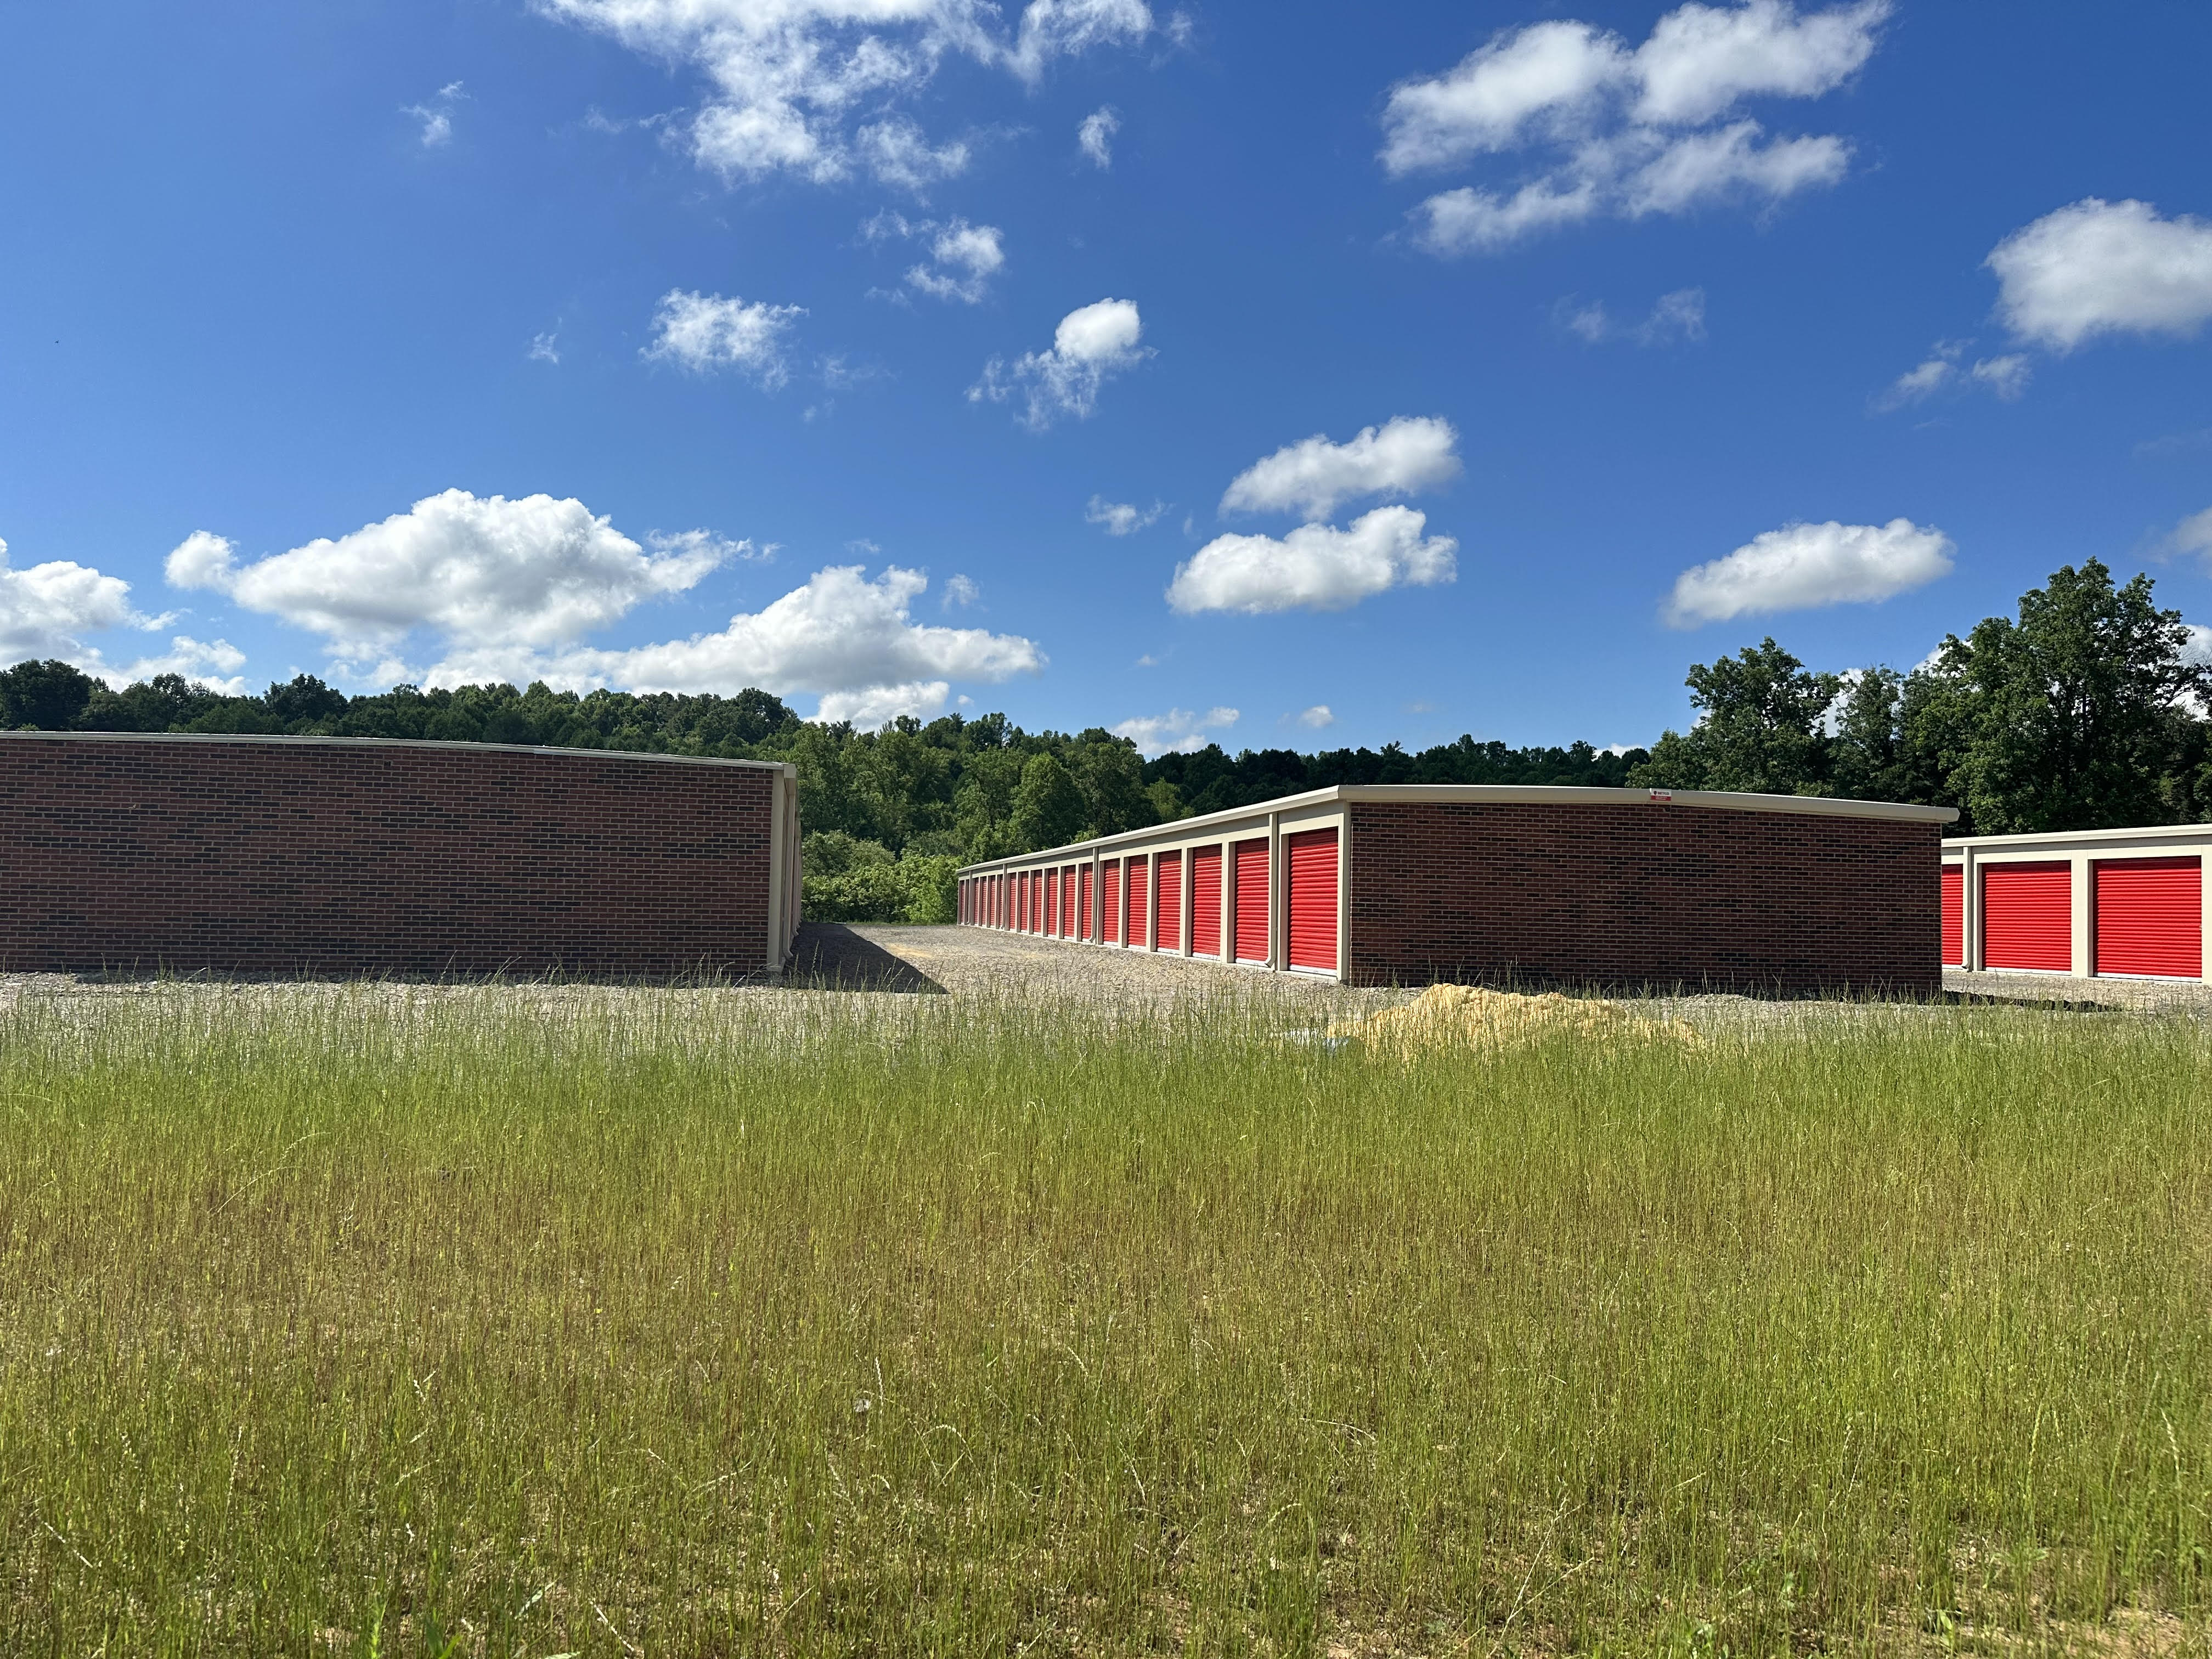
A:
[3,557,2203,919]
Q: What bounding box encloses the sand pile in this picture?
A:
[1327,981,1701,1055]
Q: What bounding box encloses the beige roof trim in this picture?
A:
[1944,821,2212,854]
[0,730,786,771]
[960,783,1954,875]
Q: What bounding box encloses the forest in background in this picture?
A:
[4,558,2205,922]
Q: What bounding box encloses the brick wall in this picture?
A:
[0,736,777,975]
[1347,800,1941,994]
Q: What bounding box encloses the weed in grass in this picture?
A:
[0,986,2208,1654]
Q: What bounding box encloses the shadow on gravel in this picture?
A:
[783,924,947,995]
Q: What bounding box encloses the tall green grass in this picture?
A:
[1,988,2207,1655]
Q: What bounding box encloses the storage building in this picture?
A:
[958,784,1955,993]
[0,733,802,975]
[1942,823,2210,983]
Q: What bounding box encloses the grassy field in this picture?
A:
[1,987,2208,1656]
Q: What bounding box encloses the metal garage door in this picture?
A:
[1155,851,1182,952]
[1032,871,1044,934]
[1048,870,1060,935]
[1103,859,1121,944]
[1127,856,1148,949]
[1940,867,1962,966]
[1190,846,1222,958]
[1233,838,1269,965]
[1079,864,1093,939]
[1982,862,2071,971]
[1286,828,1338,973]
[2095,858,2201,978]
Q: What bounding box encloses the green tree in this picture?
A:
[1068,732,1155,837]
[1008,752,1090,851]
[1928,559,2208,834]
[263,674,348,730]
[1631,639,1840,795]
[0,659,99,729]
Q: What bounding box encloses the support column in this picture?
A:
[2072,853,2093,978]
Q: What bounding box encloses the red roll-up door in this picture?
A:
[1940,867,1962,966]
[1982,862,2071,971]
[1155,852,1182,952]
[1079,865,1093,939]
[1190,847,1222,957]
[1233,837,1269,964]
[1032,871,1044,934]
[2095,858,2201,978]
[1102,859,1121,944]
[1127,857,1149,948]
[1286,828,1338,973]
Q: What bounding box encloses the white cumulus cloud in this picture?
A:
[103,636,252,695]
[471,566,1043,721]
[1874,339,2033,411]
[2170,506,2212,567]
[903,218,1005,303]
[1,538,147,663]
[0,535,247,690]
[1294,704,1335,730]
[643,289,806,385]
[1167,506,1457,616]
[540,0,1153,190]
[165,490,736,667]
[1987,198,2212,352]
[1562,286,1707,345]
[1111,705,1239,755]
[165,494,1036,718]
[1077,105,1119,166]
[1663,517,1953,627]
[1085,496,1164,535]
[1383,0,1886,255]
[970,297,1149,428]
[1220,416,1460,522]
[403,81,466,148]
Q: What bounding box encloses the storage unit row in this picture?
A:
[959,785,1954,992]
[961,826,1342,972]
[1941,825,2211,981]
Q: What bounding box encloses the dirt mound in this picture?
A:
[1327,981,1701,1055]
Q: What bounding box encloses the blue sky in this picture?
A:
[3,0,2210,752]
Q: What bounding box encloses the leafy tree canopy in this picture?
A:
[1632,559,2212,833]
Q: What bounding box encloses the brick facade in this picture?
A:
[1346,800,1941,993]
[0,736,780,975]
